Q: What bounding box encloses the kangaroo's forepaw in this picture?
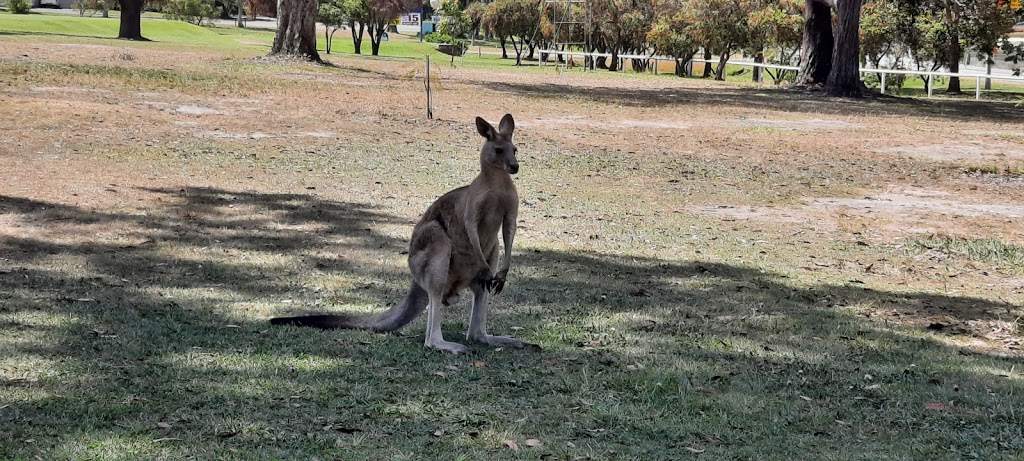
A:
[426,339,470,354]
[469,334,540,350]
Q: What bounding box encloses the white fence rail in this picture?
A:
[536,49,1024,100]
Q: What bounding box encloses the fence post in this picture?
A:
[881,72,886,95]
[927,74,933,98]
[976,76,981,101]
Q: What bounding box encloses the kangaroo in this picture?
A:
[271,114,536,354]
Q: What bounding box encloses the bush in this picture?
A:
[163,0,221,25]
[424,32,454,44]
[8,0,31,14]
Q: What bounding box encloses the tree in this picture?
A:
[344,0,369,54]
[647,1,700,76]
[437,0,471,40]
[746,0,802,82]
[318,0,346,54]
[794,0,832,85]
[365,0,416,56]
[685,0,754,80]
[484,0,541,65]
[465,1,487,40]
[860,0,914,89]
[246,0,276,18]
[271,0,321,61]
[164,0,223,25]
[825,0,865,96]
[117,0,146,40]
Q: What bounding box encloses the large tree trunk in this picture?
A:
[271,0,321,61]
[944,0,962,94]
[795,0,833,85]
[116,0,145,40]
[825,0,863,97]
[609,48,619,71]
[947,35,962,93]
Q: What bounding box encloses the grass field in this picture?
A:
[2,15,1024,461]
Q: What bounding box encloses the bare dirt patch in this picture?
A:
[880,141,1024,162]
[735,118,864,131]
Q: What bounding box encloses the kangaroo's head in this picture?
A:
[476,114,518,175]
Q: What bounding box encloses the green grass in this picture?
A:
[915,235,1024,275]
[0,14,273,52]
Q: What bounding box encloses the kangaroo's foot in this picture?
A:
[425,338,470,354]
[468,333,541,350]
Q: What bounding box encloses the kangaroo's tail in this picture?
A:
[269,282,428,332]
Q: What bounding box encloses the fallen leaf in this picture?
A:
[684,447,705,454]
[433,372,447,378]
[502,440,519,451]
[156,422,173,429]
[864,384,882,391]
[153,437,181,443]
[433,429,444,437]
[473,361,487,367]
[525,438,542,447]
[925,402,945,411]
[799,395,813,401]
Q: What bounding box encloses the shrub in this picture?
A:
[8,0,32,14]
[163,0,221,25]
[424,32,454,44]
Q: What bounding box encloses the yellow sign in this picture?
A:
[1012,0,1022,9]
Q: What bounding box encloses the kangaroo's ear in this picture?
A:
[498,113,515,137]
[476,116,497,140]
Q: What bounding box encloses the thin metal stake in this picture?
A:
[425,56,433,119]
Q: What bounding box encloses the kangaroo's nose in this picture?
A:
[509,163,519,174]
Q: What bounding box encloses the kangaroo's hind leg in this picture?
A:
[409,222,469,354]
[467,246,539,350]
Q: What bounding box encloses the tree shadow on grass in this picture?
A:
[482,80,1024,124]
[1,188,1022,460]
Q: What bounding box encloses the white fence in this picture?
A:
[536,49,1024,100]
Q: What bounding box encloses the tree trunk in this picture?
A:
[370,26,385,56]
[714,50,729,81]
[116,0,145,40]
[825,0,863,97]
[795,0,833,85]
[946,31,962,93]
[101,0,109,18]
[236,0,245,27]
[510,36,522,66]
[350,21,364,54]
[752,52,763,82]
[702,48,712,78]
[609,48,619,71]
[271,0,321,61]
[500,36,508,59]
